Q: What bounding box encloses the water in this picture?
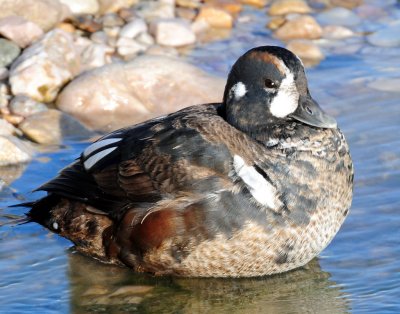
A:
[1,5,400,314]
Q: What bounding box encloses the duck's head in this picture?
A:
[223,46,337,134]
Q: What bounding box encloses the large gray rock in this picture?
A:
[0,0,70,32]
[57,55,225,131]
[9,30,81,103]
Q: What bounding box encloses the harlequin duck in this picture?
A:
[24,46,353,277]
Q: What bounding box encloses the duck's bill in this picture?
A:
[290,96,337,129]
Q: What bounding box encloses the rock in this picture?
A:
[81,43,114,71]
[0,118,18,136]
[176,0,202,9]
[0,68,8,81]
[116,38,147,58]
[9,95,48,118]
[136,32,155,46]
[267,16,286,30]
[101,13,125,27]
[9,30,81,103]
[286,40,324,61]
[135,0,175,20]
[71,15,102,33]
[205,1,243,15]
[316,7,361,27]
[150,18,196,47]
[0,0,70,32]
[240,0,269,8]
[275,15,322,40]
[145,45,179,57]
[268,0,312,16]
[108,286,153,297]
[104,26,121,38]
[0,83,10,109]
[18,109,93,144]
[196,6,234,28]
[98,0,138,14]
[367,22,400,47]
[90,31,108,44]
[56,55,225,131]
[119,19,148,39]
[331,0,363,9]
[322,25,354,39]
[0,135,32,166]
[56,22,76,33]
[0,16,44,48]
[176,7,198,20]
[59,0,99,15]
[0,38,21,67]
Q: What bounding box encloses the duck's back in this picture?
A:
[27,103,353,277]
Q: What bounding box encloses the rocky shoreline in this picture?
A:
[0,0,399,168]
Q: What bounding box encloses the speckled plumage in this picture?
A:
[25,46,353,277]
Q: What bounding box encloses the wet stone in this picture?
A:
[268,0,312,16]
[240,0,269,8]
[151,18,196,47]
[196,6,234,29]
[267,16,286,30]
[322,25,354,39]
[0,135,32,166]
[274,15,322,40]
[331,0,363,9]
[0,39,21,67]
[316,7,361,27]
[367,22,400,47]
[286,40,324,62]
[18,109,94,145]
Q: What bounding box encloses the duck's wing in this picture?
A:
[37,104,253,213]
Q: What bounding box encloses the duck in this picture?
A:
[24,46,353,277]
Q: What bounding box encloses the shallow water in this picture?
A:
[1,5,400,314]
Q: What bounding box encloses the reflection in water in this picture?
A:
[69,252,349,314]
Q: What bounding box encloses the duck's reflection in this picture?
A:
[69,251,350,314]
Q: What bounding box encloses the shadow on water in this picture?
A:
[69,253,350,314]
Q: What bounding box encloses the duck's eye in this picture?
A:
[264,79,277,89]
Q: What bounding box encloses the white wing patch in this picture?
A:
[83,147,117,171]
[233,155,280,209]
[83,138,122,158]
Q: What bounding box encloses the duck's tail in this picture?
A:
[10,194,61,228]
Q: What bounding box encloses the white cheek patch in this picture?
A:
[233,155,280,210]
[269,71,299,118]
[230,82,247,100]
